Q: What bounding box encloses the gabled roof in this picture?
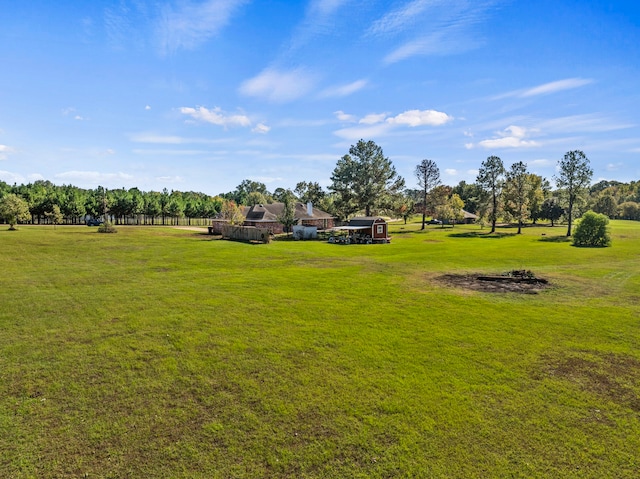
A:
[348,216,387,226]
[245,202,333,222]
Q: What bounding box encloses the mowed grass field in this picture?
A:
[1,220,639,478]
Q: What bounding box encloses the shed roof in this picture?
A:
[348,216,387,226]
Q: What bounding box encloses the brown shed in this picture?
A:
[332,216,390,243]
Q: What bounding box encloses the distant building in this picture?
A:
[209,202,334,235]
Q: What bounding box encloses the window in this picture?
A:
[376,225,384,234]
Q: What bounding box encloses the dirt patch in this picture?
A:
[533,351,640,412]
[437,270,551,294]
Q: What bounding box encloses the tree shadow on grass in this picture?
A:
[448,231,517,239]
[538,235,571,243]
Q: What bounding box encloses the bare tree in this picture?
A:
[415,159,440,230]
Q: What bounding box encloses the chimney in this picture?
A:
[307,202,313,217]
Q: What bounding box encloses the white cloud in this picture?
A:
[360,113,387,125]
[157,0,248,55]
[0,144,14,160]
[445,168,458,175]
[239,67,317,103]
[469,125,541,149]
[386,109,453,127]
[0,170,26,184]
[334,108,453,140]
[145,105,152,110]
[334,110,356,122]
[320,79,368,98]
[252,123,271,134]
[179,106,251,128]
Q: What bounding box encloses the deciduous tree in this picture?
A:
[541,197,564,226]
[554,150,593,236]
[220,200,245,225]
[503,161,531,234]
[294,181,326,206]
[415,159,440,230]
[330,139,405,218]
[0,193,31,230]
[476,156,505,233]
[277,190,297,235]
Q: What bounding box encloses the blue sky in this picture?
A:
[1,0,639,196]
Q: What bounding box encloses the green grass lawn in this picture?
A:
[1,221,639,478]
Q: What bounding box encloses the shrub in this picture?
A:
[97,221,118,234]
[572,210,611,247]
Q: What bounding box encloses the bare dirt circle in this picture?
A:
[437,271,551,294]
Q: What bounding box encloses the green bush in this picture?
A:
[573,210,611,247]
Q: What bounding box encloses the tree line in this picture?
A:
[1,140,639,232]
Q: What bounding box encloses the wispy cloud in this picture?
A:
[62,107,88,121]
[334,123,393,141]
[55,171,135,183]
[179,106,252,128]
[284,0,353,54]
[466,125,540,149]
[133,149,208,156]
[157,0,248,55]
[319,79,368,98]
[369,0,434,36]
[369,0,497,64]
[239,67,317,103]
[493,78,594,100]
[537,114,633,133]
[130,133,232,144]
[529,159,554,168]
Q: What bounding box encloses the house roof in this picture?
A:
[245,202,333,222]
[462,210,478,219]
